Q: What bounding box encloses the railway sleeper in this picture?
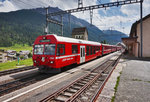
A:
[54,94,69,102]
[68,88,78,93]
[74,98,83,102]
[74,83,84,87]
[79,80,88,84]
[63,91,73,97]
[84,76,94,80]
[54,95,68,102]
[80,94,89,101]
[90,72,98,75]
[65,90,76,94]
[85,91,93,96]
[72,85,82,89]
[91,85,99,89]
[88,88,96,92]
[81,79,90,82]
[70,86,80,90]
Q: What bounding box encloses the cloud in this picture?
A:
[0,0,18,12]
[0,0,150,35]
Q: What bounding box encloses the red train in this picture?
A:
[32,34,121,73]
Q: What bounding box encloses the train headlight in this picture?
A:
[50,61,54,64]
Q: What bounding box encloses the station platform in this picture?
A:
[97,55,150,102]
[115,56,150,102]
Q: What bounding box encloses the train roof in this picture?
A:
[46,34,101,46]
[101,43,112,46]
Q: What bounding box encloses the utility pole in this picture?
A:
[90,9,93,25]
[45,7,49,34]
[45,7,63,36]
[61,15,63,36]
[140,0,143,57]
[68,14,71,33]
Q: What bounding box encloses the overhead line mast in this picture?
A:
[78,0,83,8]
[48,0,142,16]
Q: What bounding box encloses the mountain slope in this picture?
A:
[102,30,128,44]
[0,7,126,47]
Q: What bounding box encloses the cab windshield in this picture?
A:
[44,44,56,55]
[34,45,44,55]
[34,44,56,55]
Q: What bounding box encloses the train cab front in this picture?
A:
[32,35,60,73]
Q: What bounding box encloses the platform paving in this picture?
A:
[115,56,150,102]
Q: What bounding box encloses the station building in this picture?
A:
[72,27,88,40]
[122,14,150,57]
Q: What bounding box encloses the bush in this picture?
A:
[20,56,24,60]
[28,52,32,58]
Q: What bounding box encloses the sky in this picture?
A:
[0,0,150,35]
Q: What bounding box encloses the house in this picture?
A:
[122,14,150,57]
[19,50,30,59]
[116,42,126,49]
[72,27,88,40]
[0,49,7,63]
[6,50,17,61]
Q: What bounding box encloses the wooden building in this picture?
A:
[72,27,88,40]
[0,50,7,63]
[122,14,150,57]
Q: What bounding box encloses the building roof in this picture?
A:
[72,27,88,35]
[130,13,150,37]
[19,50,30,55]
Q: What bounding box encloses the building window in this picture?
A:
[57,44,65,56]
[72,45,78,54]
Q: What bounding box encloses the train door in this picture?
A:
[80,46,85,63]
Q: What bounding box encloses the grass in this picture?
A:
[0,44,32,52]
[147,81,150,83]
[132,79,142,81]
[0,58,33,71]
[111,72,121,102]
[132,79,150,83]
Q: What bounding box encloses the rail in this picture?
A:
[40,53,122,102]
[0,73,52,96]
[0,66,36,76]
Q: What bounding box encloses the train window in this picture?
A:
[57,44,65,56]
[72,45,78,54]
[93,46,96,54]
[83,48,85,56]
[97,46,100,51]
[86,46,89,56]
[34,45,44,55]
[44,44,56,55]
[90,46,92,55]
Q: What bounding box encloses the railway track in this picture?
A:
[40,54,122,102]
[0,66,36,76]
[0,73,52,96]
